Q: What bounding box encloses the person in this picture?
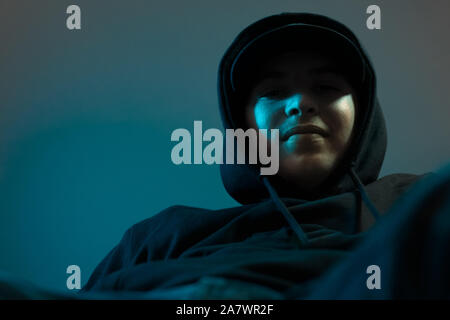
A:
[80,12,450,299]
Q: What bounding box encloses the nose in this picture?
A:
[284,94,317,117]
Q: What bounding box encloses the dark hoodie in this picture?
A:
[81,13,427,297]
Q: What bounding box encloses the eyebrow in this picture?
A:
[254,65,346,86]
[310,66,346,77]
[254,70,285,84]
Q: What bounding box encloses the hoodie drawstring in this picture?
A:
[260,164,381,246]
[348,162,381,220]
[261,176,309,246]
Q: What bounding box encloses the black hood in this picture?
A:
[217,12,387,204]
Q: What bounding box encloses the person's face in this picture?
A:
[245,50,357,192]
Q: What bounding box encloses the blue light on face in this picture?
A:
[285,93,303,117]
[253,93,303,136]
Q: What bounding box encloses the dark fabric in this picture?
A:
[3,167,448,299]
[82,172,426,294]
[302,164,450,299]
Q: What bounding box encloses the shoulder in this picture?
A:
[362,172,432,214]
[119,204,248,260]
[125,203,247,242]
[368,172,432,192]
[126,205,212,235]
[366,172,434,199]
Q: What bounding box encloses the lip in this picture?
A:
[281,124,329,141]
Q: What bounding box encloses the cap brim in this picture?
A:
[230,23,366,92]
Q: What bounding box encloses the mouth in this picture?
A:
[281,124,329,141]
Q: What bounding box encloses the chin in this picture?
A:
[278,153,335,188]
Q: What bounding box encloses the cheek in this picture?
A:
[325,94,355,145]
[247,99,283,130]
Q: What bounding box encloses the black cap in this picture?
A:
[230,23,366,95]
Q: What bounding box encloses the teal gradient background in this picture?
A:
[1,0,449,291]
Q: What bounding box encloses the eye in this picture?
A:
[258,89,289,99]
[312,83,346,97]
[315,84,340,93]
